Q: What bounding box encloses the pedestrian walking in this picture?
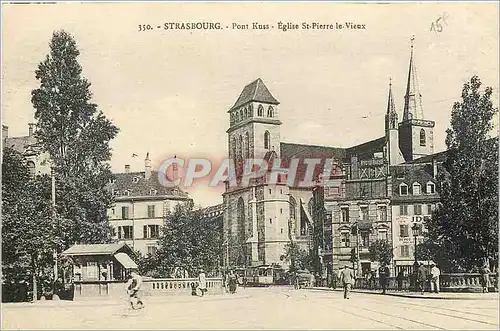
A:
[480,263,491,293]
[430,264,440,293]
[417,263,427,294]
[228,270,237,294]
[198,268,207,297]
[378,264,390,294]
[396,271,404,291]
[339,265,354,299]
[126,270,144,310]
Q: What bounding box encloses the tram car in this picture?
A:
[245,265,287,286]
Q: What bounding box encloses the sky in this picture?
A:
[2,2,499,207]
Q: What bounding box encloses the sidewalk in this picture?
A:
[310,287,499,300]
[2,292,251,309]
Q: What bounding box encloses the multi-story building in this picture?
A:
[3,123,51,177]
[223,37,439,279]
[107,153,193,256]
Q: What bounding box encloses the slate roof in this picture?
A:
[389,164,440,202]
[230,78,280,111]
[405,150,448,164]
[62,242,131,256]
[110,171,191,199]
[280,142,346,188]
[199,203,225,218]
[4,135,39,155]
[346,136,386,161]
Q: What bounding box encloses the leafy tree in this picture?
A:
[2,147,55,301]
[368,239,393,267]
[284,242,311,272]
[31,30,118,249]
[152,202,223,277]
[425,76,498,272]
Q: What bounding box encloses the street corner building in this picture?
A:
[106,153,193,257]
[222,38,445,278]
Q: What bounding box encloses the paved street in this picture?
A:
[2,287,498,330]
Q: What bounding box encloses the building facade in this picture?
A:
[107,154,193,256]
[223,38,440,279]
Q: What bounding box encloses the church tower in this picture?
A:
[224,78,291,268]
[398,36,435,162]
[385,79,404,165]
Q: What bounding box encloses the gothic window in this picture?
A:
[232,137,237,160]
[237,197,245,242]
[27,161,35,178]
[264,131,270,149]
[412,182,421,195]
[239,135,243,159]
[267,106,274,118]
[249,104,253,117]
[258,105,264,117]
[245,132,250,159]
[240,109,243,121]
[289,196,297,220]
[308,198,314,216]
[420,129,426,146]
[244,108,248,118]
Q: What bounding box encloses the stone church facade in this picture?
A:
[222,38,438,277]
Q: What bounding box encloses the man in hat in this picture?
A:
[198,268,207,296]
[339,265,354,299]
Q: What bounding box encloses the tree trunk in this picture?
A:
[32,255,38,302]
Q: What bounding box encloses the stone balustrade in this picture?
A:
[72,277,224,300]
[353,273,498,292]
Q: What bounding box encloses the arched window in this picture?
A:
[245,132,250,159]
[27,161,35,178]
[289,196,297,220]
[244,108,248,118]
[239,109,243,121]
[239,135,243,159]
[426,181,436,194]
[420,129,426,146]
[308,198,314,216]
[257,105,264,117]
[248,104,253,117]
[412,182,421,195]
[267,106,274,118]
[237,197,245,242]
[264,131,270,149]
[232,137,236,160]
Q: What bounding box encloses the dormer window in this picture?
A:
[427,181,436,194]
[123,190,130,196]
[412,182,421,195]
[399,183,408,196]
[133,176,139,183]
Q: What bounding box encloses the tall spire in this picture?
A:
[403,35,424,121]
[387,77,396,115]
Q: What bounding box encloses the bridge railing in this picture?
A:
[72,277,224,300]
[352,273,498,292]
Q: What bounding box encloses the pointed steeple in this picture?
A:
[403,36,425,121]
[385,78,398,132]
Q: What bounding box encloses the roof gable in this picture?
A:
[230,78,279,111]
[62,242,131,256]
[110,171,190,199]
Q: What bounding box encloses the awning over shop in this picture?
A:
[114,252,138,269]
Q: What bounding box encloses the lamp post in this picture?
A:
[411,223,420,292]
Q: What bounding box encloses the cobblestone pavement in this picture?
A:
[2,286,499,330]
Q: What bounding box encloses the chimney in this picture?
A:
[432,158,438,179]
[2,125,8,141]
[125,164,130,173]
[145,152,151,180]
[28,123,35,136]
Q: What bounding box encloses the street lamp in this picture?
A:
[411,223,420,292]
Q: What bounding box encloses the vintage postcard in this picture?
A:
[1,1,499,330]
